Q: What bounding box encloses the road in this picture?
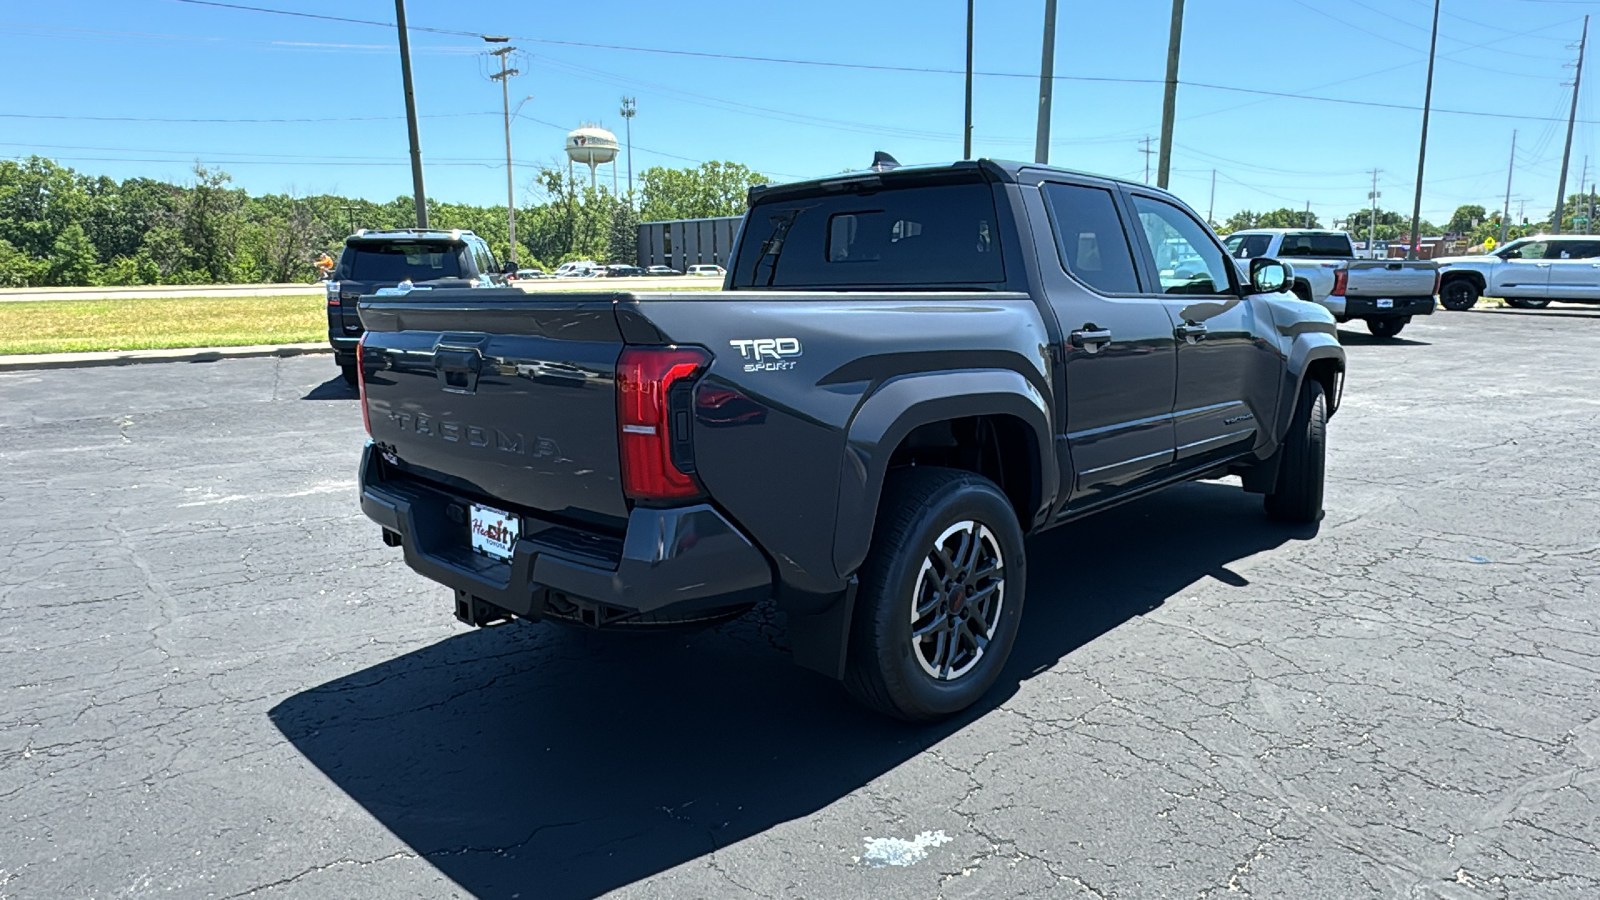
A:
[2,307,1597,899]
[0,277,718,302]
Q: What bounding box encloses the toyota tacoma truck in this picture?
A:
[1223,228,1438,338]
[354,158,1346,721]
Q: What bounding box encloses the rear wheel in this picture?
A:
[1440,279,1480,311]
[1518,298,1551,309]
[1264,379,1327,524]
[340,363,359,386]
[844,467,1026,722]
[1504,298,1530,309]
[1366,317,1408,339]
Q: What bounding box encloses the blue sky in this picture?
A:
[2,0,1594,226]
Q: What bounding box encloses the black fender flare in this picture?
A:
[1280,334,1345,440]
[830,369,1056,581]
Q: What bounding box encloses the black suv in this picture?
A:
[325,228,508,385]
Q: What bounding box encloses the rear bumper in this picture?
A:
[1342,295,1436,319]
[357,444,772,625]
[330,335,359,365]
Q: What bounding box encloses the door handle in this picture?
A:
[1536,262,1552,267]
[1069,328,1113,348]
[1175,322,1208,342]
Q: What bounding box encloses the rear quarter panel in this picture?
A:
[624,291,1051,597]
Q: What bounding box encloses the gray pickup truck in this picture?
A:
[353,158,1346,720]
[1223,229,1438,339]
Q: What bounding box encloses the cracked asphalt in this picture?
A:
[1,305,1597,899]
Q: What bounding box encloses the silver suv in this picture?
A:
[1437,234,1600,310]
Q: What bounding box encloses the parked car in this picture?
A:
[605,265,647,277]
[646,265,682,276]
[687,264,727,277]
[325,228,506,385]
[512,268,546,281]
[1435,234,1600,310]
[553,260,601,277]
[353,158,1344,720]
[1223,229,1438,338]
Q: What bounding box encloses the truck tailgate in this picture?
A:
[1345,259,1437,296]
[358,289,629,529]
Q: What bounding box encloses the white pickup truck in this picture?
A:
[1224,229,1439,339]
[1435,234,1600,310]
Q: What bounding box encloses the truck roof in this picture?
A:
[749,158,1152,203]
[1229,228,1348,236]
[346,228,479,242]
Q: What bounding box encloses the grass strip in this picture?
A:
[0,284,723,355]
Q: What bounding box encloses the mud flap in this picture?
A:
[785,577,858,681]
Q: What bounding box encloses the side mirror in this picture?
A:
[501,260,518,275]
[1248,257,1291,294]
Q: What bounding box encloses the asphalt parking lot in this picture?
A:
[2,305,1597,899]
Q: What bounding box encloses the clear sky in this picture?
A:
[2,0,1594,227]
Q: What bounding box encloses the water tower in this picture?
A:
[565,124,619,191]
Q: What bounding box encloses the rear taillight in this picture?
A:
[356,335,370,435]
[1331,269,1348,297]
[617,346,710,502]
[326,280,341,305]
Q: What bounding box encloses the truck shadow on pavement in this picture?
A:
[301,376,358,401]
[1335,330,1430,347]
[269,481,1307,899]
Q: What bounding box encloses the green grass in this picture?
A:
[0,283,726,355]
[0,295,326,355]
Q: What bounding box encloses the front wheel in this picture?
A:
[845,468,1026,722]
[340,363,359,386]
[1439,279,1480,311]
[1264,379,1327,524]
[1365,316,1408,339]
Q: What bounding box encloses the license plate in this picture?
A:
[470,503,519,562]
[1377,298,1394,309]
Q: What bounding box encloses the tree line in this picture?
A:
[0,156,767,287]
[1214,197,1599,248]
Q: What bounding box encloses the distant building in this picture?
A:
[636,216,742,270]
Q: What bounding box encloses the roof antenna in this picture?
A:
[870,151,900,172]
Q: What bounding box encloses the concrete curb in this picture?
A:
[0,343,331,372]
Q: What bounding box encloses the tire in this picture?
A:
[1520,299,1551,309]
[1439,279,1480,311]
[1365,316,1408,339]
[1264,379,1327,524]
[1504,298,1530,309]
[844,467,1027,722]
[340,363,359,386]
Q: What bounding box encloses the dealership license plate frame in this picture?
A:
[469,503,519,562]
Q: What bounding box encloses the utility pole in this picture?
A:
[1156,0,1185,189]
[1555,16,1588,234]
[1500,131,1516,244]
[1207,169,1216,224]
[1140,136,1155,184]
[1406,0,1440,260]
[394,0,428,228]
[1581,155,1591,233]
[485,38,519,265]
[1035,0,1057,164]
[339,204,359,236]
[1519,199,1527,228]
[1304,201,1312,229]
[1369,168,1381,258]
[964,0,975,160]
[620,96,637,200]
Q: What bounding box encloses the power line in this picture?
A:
[0,111,495,123]
[164,0,1599,126]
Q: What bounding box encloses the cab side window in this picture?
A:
[1130,196,1233,296]
[1557,241,1600,259]
[1040,183,1141,294]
